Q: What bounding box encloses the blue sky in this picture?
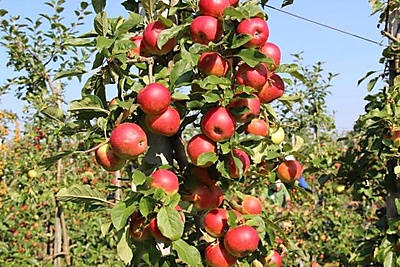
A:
[0,0,385,132]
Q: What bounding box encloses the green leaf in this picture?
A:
[367,76,379,92]
[40,151,74,168]
[237,48,269,68]
[172,91,190,100]
[116,226,134,265]
[170,58,194,88]
[231,34,253,49]
[132,169,147,186]
[92,0,106,13]
[358,70,377,86]
[69,95,109,119]
[111,199,137,231]
[172,239,203,267]
[54,69,87,80]
[157,24,186,49]
[0,9,8,17]
[157,206,184,241]
[292,136,304,152]
[56,184,111,209]
[115,12,142,35]
[94,11,107,36]
[40,106,66,123]
[197,152,218,166]
[139,197,155,217]
[96,36,114,50]
[64,37,94,47]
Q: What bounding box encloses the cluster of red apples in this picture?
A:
[92,0,307,265]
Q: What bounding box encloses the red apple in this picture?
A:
[150,169,179,195]
[137,83,171,115]
[199,0,230,18]
[236,63,268,91]
[198,52,229,77]
[204,208,229,237]
[257,74,285,103]
[259,42,281,71]
[241,195,262,215]
[263,250,282,267]
[209,184,224,209]
[95,143,126,171]
[109,122,148,159]
[127,35,144,58]
[185,183,212,210]
[145,106,180,136]
[228,93,261,123]
[187,134,217,167]
[201,107,236,142]
[190,16,223,45]
[228,148,250,178]
[205,242,238,267]
[276,160,303,183]
[129,212,152,241]
[245,118,269,136]
[142,21,175,55]
[190,166,217,186]
[229,0,239,6]
[224,225,260,257]
[392,129,400,147]
[236,17,269,48]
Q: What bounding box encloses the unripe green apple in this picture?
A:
[270,127,285,145]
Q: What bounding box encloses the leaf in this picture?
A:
[111,198,137,231]
[157,206,184,241]
[231,34,253,49]
[170,58,194,88]
[157,24,186,49]
[281,0,295,8]
[54,69,87,80]
[40,106,66,123]
[69,95,109,119]
[132,169,147,186]
[139,197,155,217]
[116,226,134,265]
[94,11,107,36]
[358,70,377,86]
[172,239,203,267]
[292,136,304,152]
[237,48,269,68]
[56,184,111,209]
[40,151,74,168]
[115,12,142,35]
[64,37,94,47]
[367,76,379,92]
[172,91,190,100]
[0,9,8,17]
[91,0,106,13]
[197,152,218,166]
[96,36,114,50]
[101,222,112,237]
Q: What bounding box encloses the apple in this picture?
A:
[199,0,230,18]
[228,93,261,123]
[228,148,250,178]
[236,17,269,48]
[259,42,281,71]
[189,166,217,186]
[204,242,237,267]
[204,208,229,237]
[198,52,229,77]
[95,143,126,171]
[392,129,400,147]
[149,217,170,242]
[276,160,303,183]
[236,63,268,91]
[224,225,260,257]
[150,169,179,195]
[145,106,180,136]
[184,183,212,210]
[190,16,223,45]
[187,134,217,167]
[257,73,285,103]
[137,83,171,115]
[201,106,236,142]
[270,127,285,145]
[229,0,239,6]
[209,184,224,209]
[205,242,238,267]
[27,170,37,179]
[129,212,152,241]
[241,195,262,215]
[142,21,175,55]
[127,35,144,58]
[262,250,282,267]
[109,122,148,159]
[245,118,269,137]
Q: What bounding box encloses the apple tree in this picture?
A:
[45,0,313,266]
[333,1,400,265]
